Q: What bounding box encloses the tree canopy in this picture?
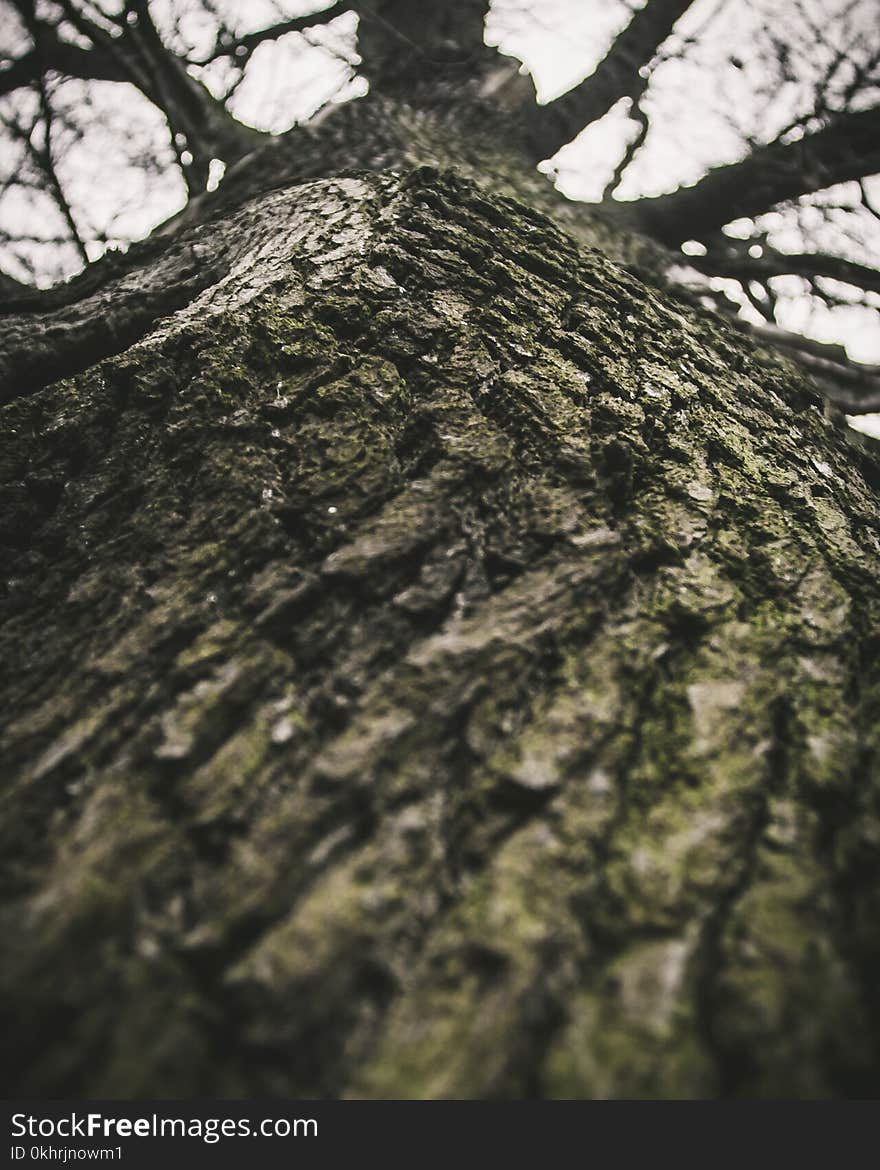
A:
[0,0,878,411]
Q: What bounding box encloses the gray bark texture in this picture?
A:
[2,131,880,1097]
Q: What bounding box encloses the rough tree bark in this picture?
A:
[1,94,880,1100]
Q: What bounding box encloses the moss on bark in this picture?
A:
[1,167,879,1098]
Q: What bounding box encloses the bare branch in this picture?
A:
[189,4,343,67]
[632,103,880,245]
[601,95,650,202]
[690,244,880,297]
[520,0,697,161]
[750,322,880,413]
[0,4,128,97]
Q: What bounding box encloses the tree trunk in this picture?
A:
[2,132,880,1097]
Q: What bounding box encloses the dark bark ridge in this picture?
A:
[1,167,880,1098]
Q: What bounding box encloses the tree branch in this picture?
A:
[520,0,696,161]
[190,4,343,66]
[0,91,89,266]
[631,103,880,245]
[0,36,128,96]
[601,94,651,202]
[0,1,130,97]
[691,245,880,297]
[748,321,880,414]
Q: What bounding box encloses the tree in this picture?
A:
[0,0,879,1099]
[1,0,878,410]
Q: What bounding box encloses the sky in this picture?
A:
[0,0,878,431]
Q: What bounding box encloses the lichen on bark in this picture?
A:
[1,166,879,1098]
